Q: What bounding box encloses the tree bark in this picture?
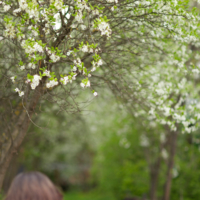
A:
[149,139,166,200]
[163,131,178,200]
[0,85,43,191]
[149,156,161,200]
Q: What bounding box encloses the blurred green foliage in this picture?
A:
[170,133,200,200]
[92,127,149,199]
[4,92,200,200]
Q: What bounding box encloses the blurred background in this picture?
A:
[2,88,200,200]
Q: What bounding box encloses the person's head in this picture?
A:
[5,171,63,200]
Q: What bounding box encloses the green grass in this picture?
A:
[1,190,116,200]
[64,191,116,200]
[0,193,3,200]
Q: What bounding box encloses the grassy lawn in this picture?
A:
[0,190,116,200]
[64,191,116,200]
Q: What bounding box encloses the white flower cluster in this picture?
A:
[92,9,100,16]
[43,70,51,77]
[76,0,90,12]
[93,92,98,96]
[60,73,77,85]
[4,4,11,12]
[50,0,63,10]
[20,65,25,70]
[28,25,39,37]
[15,88,24,97]
[75,0,90,23]
[27,63,36,69]
[50,54,60,62]
[97,21,112,37]
[46,48,60,63]
[28,75,41,90]
[21,40,43,55]
[73,58,88,76]
[60,76,70,85]
[67,50,73,56]
[33,43,43,53]
[81,45,90,53]
[80,45,93,53]
[91,59,103,72]
[3,23,15,39]
[80,80,90,88]
[18,0,39,20]
[10,76,15,83]
[73,58,82,68]
[13,8,21,15]
[80,45,101,54]
[0,1,11,11]
[19,0,28,10]
[46,80,58,88]
[75,12,83,23]
[144,60,199,133]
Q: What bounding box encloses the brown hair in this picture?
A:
[5,172,63,200]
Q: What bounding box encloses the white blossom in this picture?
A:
[14,87,24,97]
[10,77,15,83]
[49,53,60,63]
[81,45,89,52]
[29,75,41,90]
[13,8,21,15]
[19,91,24,97]
[94,92,98,96]
[3,23,15,39]
[20,65,25,70]
[92,9,99,16]
[75,12,83,23]
[43,70,51,77]
[28,63,36,69]
[15,88,20,92]
[97,21,112,37]
[60,76,69,85]
[4,5,11,11]
[97,59,103,66]
[67,51,72,56]
[80,82,85,88]
[46,80,58,88]
[81,25,87,30]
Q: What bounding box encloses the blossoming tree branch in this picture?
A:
[2,0,113,96]
[0,0,200,192]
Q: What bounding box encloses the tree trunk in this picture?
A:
[149,156,161,200]
[0,152,13,191]
[149,140,165,200]
[0,85,43,191]
[163,131,178,200]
